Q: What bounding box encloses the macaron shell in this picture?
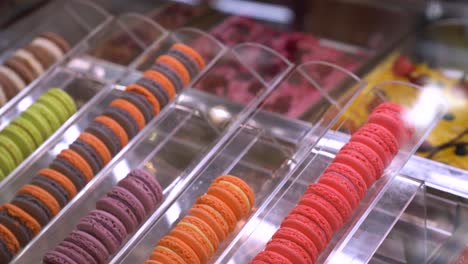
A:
[55,241,97,264]
[96,196,138,234]
[299,193,343,231]
[343,141,384,180]
[94,115,129,148]
[18,184,60,216]
[43,250,78,264]
[272,227,318,263]
[1,124,36,157]
[265,238,312,264]
[29,103,61,130]
[64,230,109,264]
[0,147,15,176]
[213,175,255,208]
[368,112,405,144]
[77,215,121,253]
[207,185,244,220]
[11,117,44,147]
[0,223,19,254]
[0,203,41,236]
[127,169,163,204]
[142,71,176,100]
[156,55,190,86]
[324,163,367,200]
[333,147,376,187]
[171,43,206,70]
[305,183,352,220]
[117,176,157,214]
[86,121,121,157]
[126,83,162,114]
[110,98,146,130]
[50,157,87,191]
[0,134,24,165]
[318,173,361,209]
[180,215,219,252]
[37,94,70,123]
[21,108,53,140]
[46,88,77,117]
[281,213,327,251]
[150,246,186,264]
[88,210,127,243]
[78,132,112,165]
[189,204,229,241]
[252,250,293,264]
[170,224,211,263]
[290,205,333,241]
[12,193,51,226]
[107,186,146,223]
[58,149,94,182]
[157,236,201,264]
[120,92,155,124]
[69,140,102,175]
[196,194,237,232]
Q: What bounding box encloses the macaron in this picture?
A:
[305,183,352,221]
[17,184,60,217]
[96,190,140,233]
[281,213,327,252]
[21,107,53,141]
[150,246,186,264]
[265,238,312,264]
[156,236,201,264]
[170,43,206,70]
[94,115,129,148]
[0,134,24,165]
[11,116,44,146]
[323,163,367,200]
[318,173,361,209]
[289,205,333,242]
[136,77,170,109]
[29,103,61,130]
[0,223,19,263]
[85,120,122,157]
[43,250,78,264]
[31,174,71,208]
[142,70,176,100]
[189,204,229,241]
[0,147,15,177]
[69,139,103,175]
[117,174,158,213]
[77,214,122,253]
[0,65,24,99]
[46,88,77,118]
[109,98,145,130]
[126,169,163,205]
[170,222,212,263]
[37,168,77,199]
[299,193,343,231]
[13,49,44,77]
[12,193,52,226]
[57,149,94,183]
[50,157,87,191]
[120,92,155,124]
[156,55,191,86]
[351,123,399,166]
[272,227,318,263]
[53,241,97,264]
[332,143,377,187]
[4,57,34,84]
[0,203,41,247]
[180,215,219,252]
[167,49,200,79]
[196,194,237,232]
[126,83,161,115]
[64,230,109,264]
[24,44,55,69]
[40,32,71,53]
[149,63,184,92]
[1,124,36,157]
[37,93,71,123]
[251,250,292,264]
[30,36,64,63]
[78,132,112,166]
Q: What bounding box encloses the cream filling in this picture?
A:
[31,37,64,62]
[220,180,251,210]
[0,65,26,91]
[0,84,7,105]
[154,246,187,264]
[14,49,44,76]
[179,221,215,254]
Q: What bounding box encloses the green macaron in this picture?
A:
[11,117,44,146]
[1,124,37,157]
[0,134,24,165]
[28,103,61,130]
[37,93,70,123]
[0,147,15,177]
[21,108,53,139]
[47,88,77,117]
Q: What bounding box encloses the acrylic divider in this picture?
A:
[219,80,447,264]
[0,66,115,204]
[112,61,365,263]
[11,40,293,262]
[65,13,168,83]
[0,0,112,118]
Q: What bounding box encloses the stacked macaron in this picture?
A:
[0,88,76,179]
[43,169,163,264]
[0,32,70,107]
[250,102,413,264]
[145,175,254,264]
[0,43,205,263]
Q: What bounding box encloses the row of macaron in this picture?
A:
[0,43,206,263]
[250,102,413,264]
[0,32,70,107]
[145,175,255,264]
[0,88,76,179]
[43,169,163,264]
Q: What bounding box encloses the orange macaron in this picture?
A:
[57,149,94,183]
[150,246,185,264]
[37,168,77,199]
[17,185,60,216]
[78,132,112,166]
[170,223,211,263]
[157,236,201,264]
[0,203,41,236]
[189,204,229,241]
[196,194,237,232]
[171,43,205,70]
[143,70,177,100]
[156,55,190,86]
[110,99,146,130]
[94,116,129,148]
[0,223,19,254]
[126,83,161,115]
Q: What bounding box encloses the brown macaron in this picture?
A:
[40,32,71,53]
[4,57,35,84]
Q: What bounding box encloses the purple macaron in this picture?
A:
[118,172,161,214]
[127,169,163,204]
[43,251,78,264]
[54,241,97,264]
[64,230,109,264]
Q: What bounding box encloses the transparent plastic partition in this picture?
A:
[65,13,168,82]
[219,80,447,264]
[12,42,293,262]
[113,61,364,263]
[0,67,113,202]
[119,27,226,86]
[0,0,112,118]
